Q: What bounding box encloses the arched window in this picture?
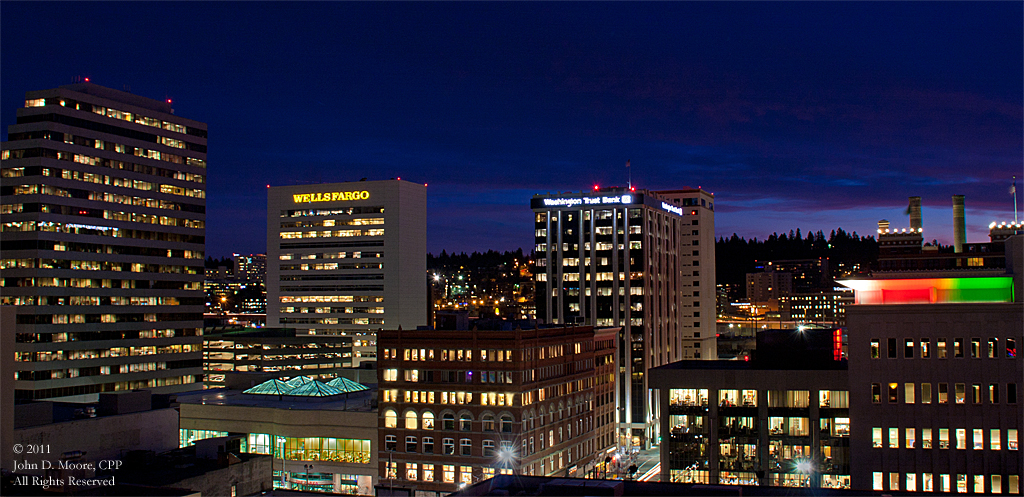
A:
[483,414,495,431]
[443,413,455,431]
[500,414,514,433]
[423,411,435,430]
[405,411,418,430]
[384,409,398,428]
[460,413,472,431]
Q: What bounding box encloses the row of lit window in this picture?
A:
[381,348,515,362]
[279,306,384,314]
[280,218,383,228]
[873,472,1019,493]
[1,276,200,291]
[25,97,200,137]
[1,258,199,274]
[871,382,1018,404]
[278,317,383,325]
[14,344,193,363]
[2,155,204,185]
[384,462,502,485]
[381,389,515,406]
[872,427,1018,450]
[0,220,204,246]
[383,410,515,431]
[280,229,384,239]
[279,251,382,260]
[871,337,1017,359]
[279,295,383,303]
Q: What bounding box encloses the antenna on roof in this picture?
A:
[626,160,631,190]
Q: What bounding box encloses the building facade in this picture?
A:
[177,382,378,494]
[202,328,354,387]
[267,180,427,364]
[376,325,617,495]
[1,82,207,401]
[652,329,851,489]
[531,187,716,448]
[843,271,1022,494]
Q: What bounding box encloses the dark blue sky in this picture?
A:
[3,2,1021,257]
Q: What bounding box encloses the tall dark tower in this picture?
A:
[908,196,922,231]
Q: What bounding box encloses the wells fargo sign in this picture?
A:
[292,191,370,203]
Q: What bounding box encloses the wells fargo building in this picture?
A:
[266,180,426,357]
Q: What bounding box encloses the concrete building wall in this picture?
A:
[11,407,179,475]
[267,180,427,349]
[1,306,16,472]
[847,303,1023,492]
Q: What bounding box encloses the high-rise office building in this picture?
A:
[267,180,426,363]
[1,82,207,401]
[531,186,716,447]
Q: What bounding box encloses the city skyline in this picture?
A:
[2,2,1021,257]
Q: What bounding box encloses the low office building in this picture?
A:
[377,324,618,495]
[177,377,378,494]
[202,327,354,388]
[841,239,1023,494]
[651,329,851,489]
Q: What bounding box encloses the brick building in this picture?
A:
[377,324,617,494]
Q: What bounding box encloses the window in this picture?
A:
[443,464,455,483]
[922,428,933,448]
[483,414,495,431]
[939,428,949,449]
[460,438,472,456]
[955,383,966,404]
[905,383,915,404]
[460,414,472,431]
[405,411,418,430]
[888,383,898,403]
[460,466,472,485]
[423,437,434,453]
[938,383,948,404]
[956,428,966,449]
[905,338,914,358]
[871,383,881,403]
[423,412,434,430]
[385,434,397,451]
[974,429,984,450]
[501,415,514,432]
[385,409,398,428]
[1009,429,1018,450]
[874,472,884,491]
[989,338,999,358]
[937,338,947,359]
[423,464,434,482]
[954,338,964,358]
[971,338,981,358]
[1008,338,1017,358]
[973,384,982,404]
[888,338,897,358]
[443,438,455,455]
[889,427,899,448]
[1010,383,1018,404]
[871,339,880,359]
[907,473,917,492]
[907,428,916,448]
[443,413,455,430]
[921,383,932,404]
[991,429,1001,450]
[920,338,931,358]
[890,473,900,491]
[406,436,417,453]
[873,427,883,448]
[483,440,495,457]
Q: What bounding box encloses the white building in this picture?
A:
[267,180,427,364]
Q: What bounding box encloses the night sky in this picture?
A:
[3,2,1021,257]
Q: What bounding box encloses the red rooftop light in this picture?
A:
[166,99,172,103]
[84,77,89,82]
[593,185,599,191]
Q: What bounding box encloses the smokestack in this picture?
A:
[953,195,966,253]
[908,196,922,231]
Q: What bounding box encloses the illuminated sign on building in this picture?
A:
[541,194,634,207]
[838,277,1014,305]
[292,191,371,203]
[661,202,683,216]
